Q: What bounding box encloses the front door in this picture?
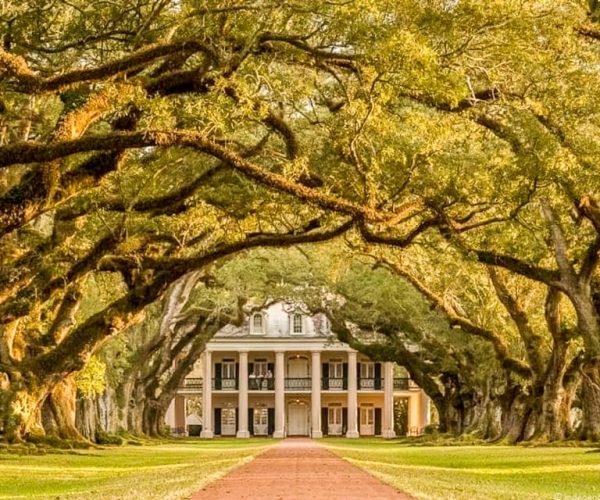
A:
[254,408,268,436]
[360,407,374,436]
[288,404,308,435]
[221,408,236,436]
[328,406,342,435]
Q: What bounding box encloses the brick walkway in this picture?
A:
[191,438,412,499]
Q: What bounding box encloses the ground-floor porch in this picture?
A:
[167,391,430,438]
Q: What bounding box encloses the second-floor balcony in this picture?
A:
[250,377,275,391]
[212,377,238,390]
[179,377,203,390]
[323,377,345,390]
[285,377,311,390]
[359,377,382,390]
[188,376,417,392]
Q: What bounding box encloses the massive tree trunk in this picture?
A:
[496,383,537,444]
[538,374,569,441]
[581,357,600,440]
[545,205,600,439]
[41,376,84,440]
[75,386,123,441]
[534,346,581,442]
[532,290,579,441]
[1,378,47,441]
[75,397,98,441]
[142,400,164,437]
[471,202,599,441]
[464,377,502,440]
[560,366,581,438]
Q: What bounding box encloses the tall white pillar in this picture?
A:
[419,390,430,429]
[273,350,286,438]
[174,395,186,434]
[346,351,359,438]
[165,399,176,430]
[382,361,396,438]
[200,350,213,438]
[311,351,322,438]
[237,350,250,438]
[408,393,421,436]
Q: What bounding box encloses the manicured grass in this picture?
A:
[322,438,600,499]
[0,438,274,499]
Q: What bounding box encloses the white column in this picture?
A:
[419,390,430,429]
[200,350,213,438]
[165,399,176,430]
[174,395,186,434]
[237,350,250,438]
[408,393,421,436]
[382,361,396,438]
[346,351,359,438]
[311,351,322,438]
[273,350,286,438]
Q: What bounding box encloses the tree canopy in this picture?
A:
[1,0,600,443]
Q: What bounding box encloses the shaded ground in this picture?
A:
[192,438,412,499]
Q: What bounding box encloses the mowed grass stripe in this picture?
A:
[345,457,600,475]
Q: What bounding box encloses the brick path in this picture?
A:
[191,438,412,499]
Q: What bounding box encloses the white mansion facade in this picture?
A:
[165,302,430,438]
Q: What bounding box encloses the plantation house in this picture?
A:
[166,302,430,438]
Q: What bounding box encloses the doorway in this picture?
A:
[221,408,236,436]
[288,403,308,435]
[360,406,374,436]
[253,408,269,436]
[328,406,343,435]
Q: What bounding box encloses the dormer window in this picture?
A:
[292,313,303,334]
[251,313,264,335]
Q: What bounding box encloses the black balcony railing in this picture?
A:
[285,377,311,390]
[212,377,238,390]
[322,377,346,390]
[249,377,274,390]
[180,377,203,389]
[358,377,383,390]
[184,376,416,392]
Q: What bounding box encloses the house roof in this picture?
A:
[212,301,332,339]
[213,322,332,339]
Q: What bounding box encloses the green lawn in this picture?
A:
[4,438,600,499]
[0,438,274,499]
[322,438,600,499]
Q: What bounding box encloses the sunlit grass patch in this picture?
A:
[0,438,275,499]
[322,439,600,499]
